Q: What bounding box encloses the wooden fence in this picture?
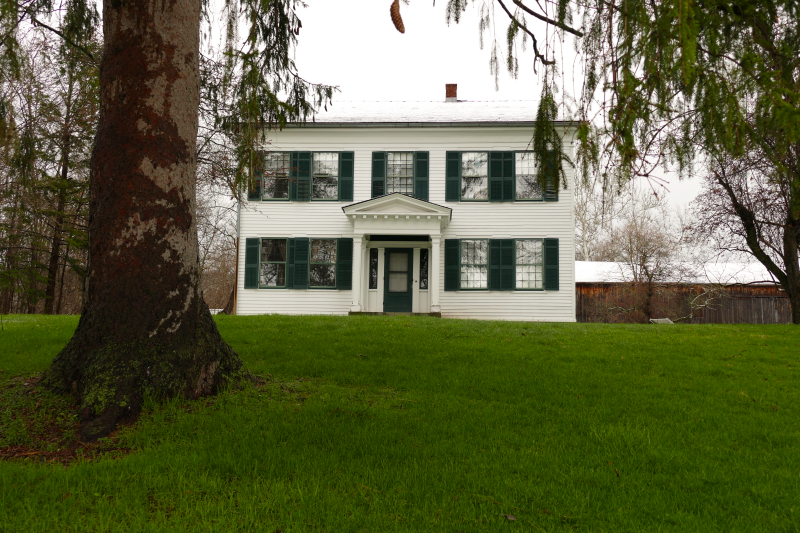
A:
[576,283,792,324]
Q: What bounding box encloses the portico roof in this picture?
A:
[342,193,452,233]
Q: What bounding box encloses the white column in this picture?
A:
[430,235,441,313]
[350,235,363,312]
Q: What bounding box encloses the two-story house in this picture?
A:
[234,85,576,321]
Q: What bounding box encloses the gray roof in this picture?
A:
[295,100,556,127]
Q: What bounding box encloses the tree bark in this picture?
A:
[42,0,245,440]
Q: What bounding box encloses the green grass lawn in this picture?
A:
[1,314,798,532]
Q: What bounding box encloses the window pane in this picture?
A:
[387,152,414,195]
[313,153,339,199]
[460,265,487,289]
[262,152,290,199]
[515,153,542,200]
[261,239,287,262]
[369,249,378,289]
[312,175,338,199]
[389,252,408,272]
[461,152,488,177]
[388,272,408,292]
[461,240,488,265]
[311,239,336,263]
[310,264,336,287]
[516,265,543,289]
[419,249,429,290]
[263,178,289,199]
[260,263,286,287]
[516,239,543,264]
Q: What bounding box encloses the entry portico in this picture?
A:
[343,193,451,314]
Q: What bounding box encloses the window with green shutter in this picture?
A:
[311,152,339,200]
[488,152,514,202]
[373,152,429,200]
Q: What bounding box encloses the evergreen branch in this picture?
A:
[29,15,96,63]
[511,0,583,37]
[496,0,553,65]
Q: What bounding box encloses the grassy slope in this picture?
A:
[1,314,798,532]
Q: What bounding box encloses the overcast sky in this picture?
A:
[216,0,702,208]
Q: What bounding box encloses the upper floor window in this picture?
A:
[460,152,489,200]
[313,152,339,200]
[515,153,543,200]
[261,152,290,200]
[387,152,414,195]
[249,151,354,202]
[445,150,559,202]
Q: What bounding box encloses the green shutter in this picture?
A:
[489,152,504,201]
[371,152,386,197]
[414,151,429,201]
[286,238,295,288]
[544,150,559,202]
[337,238,353,290]
[503,152,515,201]
[544,238,559,290]
[445,152,460,202]
[444,239,460,291]
[292,238,310,289]
[340,152,354,201]
[244,238,260,288]
[489,239,514,290]
[296,152,311,201]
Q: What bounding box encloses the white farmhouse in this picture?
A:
[234,85,576,321]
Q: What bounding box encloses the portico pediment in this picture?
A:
[342,193,452,233]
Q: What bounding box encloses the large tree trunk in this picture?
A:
[42,0,245,440]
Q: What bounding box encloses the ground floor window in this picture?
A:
[444,238,559,291]
[460,239,488,289]
[310,239,337,287]
[516,239,543,289]
[260,238,287,287]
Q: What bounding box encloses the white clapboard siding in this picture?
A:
[237,125,576,321]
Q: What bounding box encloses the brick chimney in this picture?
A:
[446,84,457,102]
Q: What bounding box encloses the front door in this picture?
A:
[384,248,413,312]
